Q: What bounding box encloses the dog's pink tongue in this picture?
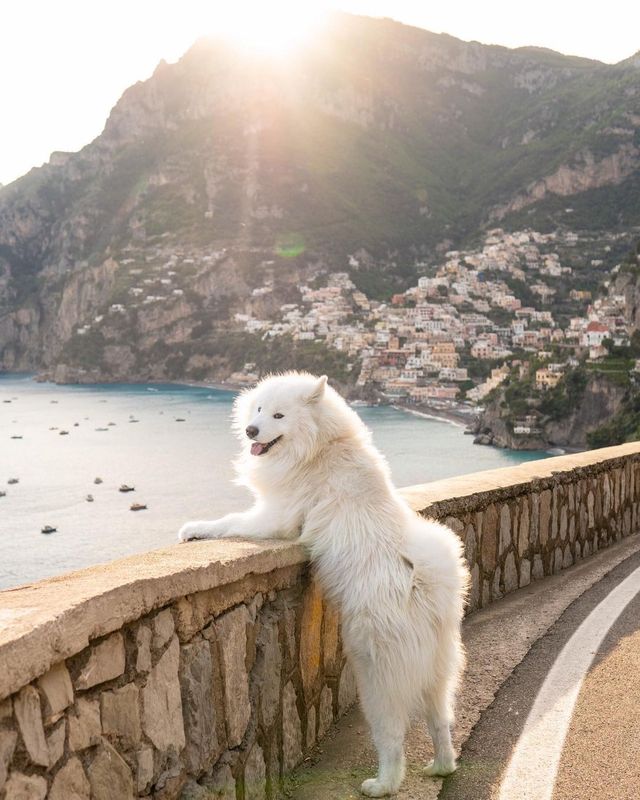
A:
[251,442,265,456]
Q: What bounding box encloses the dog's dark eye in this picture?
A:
[257,407,261,413]
[273,412,284,419]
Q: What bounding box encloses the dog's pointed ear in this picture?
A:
[305,375,327,404]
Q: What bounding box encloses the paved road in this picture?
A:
[440,549,640,800]
[287,535,640,800]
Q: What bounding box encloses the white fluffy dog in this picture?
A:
[179,372,469,796]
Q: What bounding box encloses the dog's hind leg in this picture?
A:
[357,677,408,797]
[422,678,457,777]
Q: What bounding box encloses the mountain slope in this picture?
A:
[1,12,639,379]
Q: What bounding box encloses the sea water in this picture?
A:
[0,374,546,589]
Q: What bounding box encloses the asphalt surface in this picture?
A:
[286,534,640,800]
[439,548,640,800]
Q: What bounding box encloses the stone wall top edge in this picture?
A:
[400,441,640,513]
[0,539,306,701]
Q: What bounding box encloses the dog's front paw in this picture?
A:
[178,522,209,542]
[360,778,396,797]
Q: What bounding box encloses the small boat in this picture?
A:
[86,494,94,502]
[94,477,103,484]
[59,430,69,436]
[108,422,116,426]
[130,503,147,511]
[0,491,6,498]
[175,418,186,422]
[129,419,139,423]
[95,427,109,432]
[49,426,58,430]
[41,525,57,534]
[73,422,79,427]
[7,478,18,485]
[119,484,135,493]
[10,435,23,440]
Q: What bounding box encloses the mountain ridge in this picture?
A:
[1,12,639,382]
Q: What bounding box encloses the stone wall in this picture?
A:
[1,443,640,799]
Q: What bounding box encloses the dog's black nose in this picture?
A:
[246,425,259,439]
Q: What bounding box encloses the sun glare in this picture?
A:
[209,1,327,55]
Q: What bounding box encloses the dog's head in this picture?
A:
[232,371,362,466]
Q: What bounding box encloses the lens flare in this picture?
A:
[275,232,306,258]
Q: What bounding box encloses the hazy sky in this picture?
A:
[2,0,639,186]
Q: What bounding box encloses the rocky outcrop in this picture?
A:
[491,144,640,220]
[473,375,627,451]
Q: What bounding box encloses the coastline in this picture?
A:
[391,402,477,430]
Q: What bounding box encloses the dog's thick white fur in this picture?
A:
[179,372,469,796]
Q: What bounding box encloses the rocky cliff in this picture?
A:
[473,374,628,451]
[1,12,640,382]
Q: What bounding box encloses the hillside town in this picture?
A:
[230,227,635,418]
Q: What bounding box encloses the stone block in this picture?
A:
[563,546,573,569]
[136,624,152,673]
[153,609,176,651]
[480,505,498,571]
[0,730,18,789]
[299,581,324,700]
[136,746,154,794]
[519,558,531,588]
[68,697,101,751]
[518,501,530,556]
[539,490,551,545]
[3,772,47,799]
[49,756,90,800]
[181,780,209,799]
[88,741,135,800]
[283,602,297,665]
[481,579,490,608]
[13,685,49,767]
[318,686,333,739]
[338,661,357,713]
[532,554,544,581]
[204,763,235,800]
[244,743,266,800]
[142,635,185,753]
[282,682,302,773]
[503,552,518,594]
[322,602,341,676]
[46,720,66,767]
[0,698,11,721]
[76,632,125,690]
[463,524,476,567]
[499,505,511,555]
[468,563,480,611]
[554,547,563,574]
[559,506,568,541]
[179,639,219,773]
[492,568,502,600]
[587,491,595,528]
[101,682,141,744]
[444,516,463,534]
[215,606,251,748]
[306,705,316,749]
[257,621,281,729]
[38,662,73,723]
